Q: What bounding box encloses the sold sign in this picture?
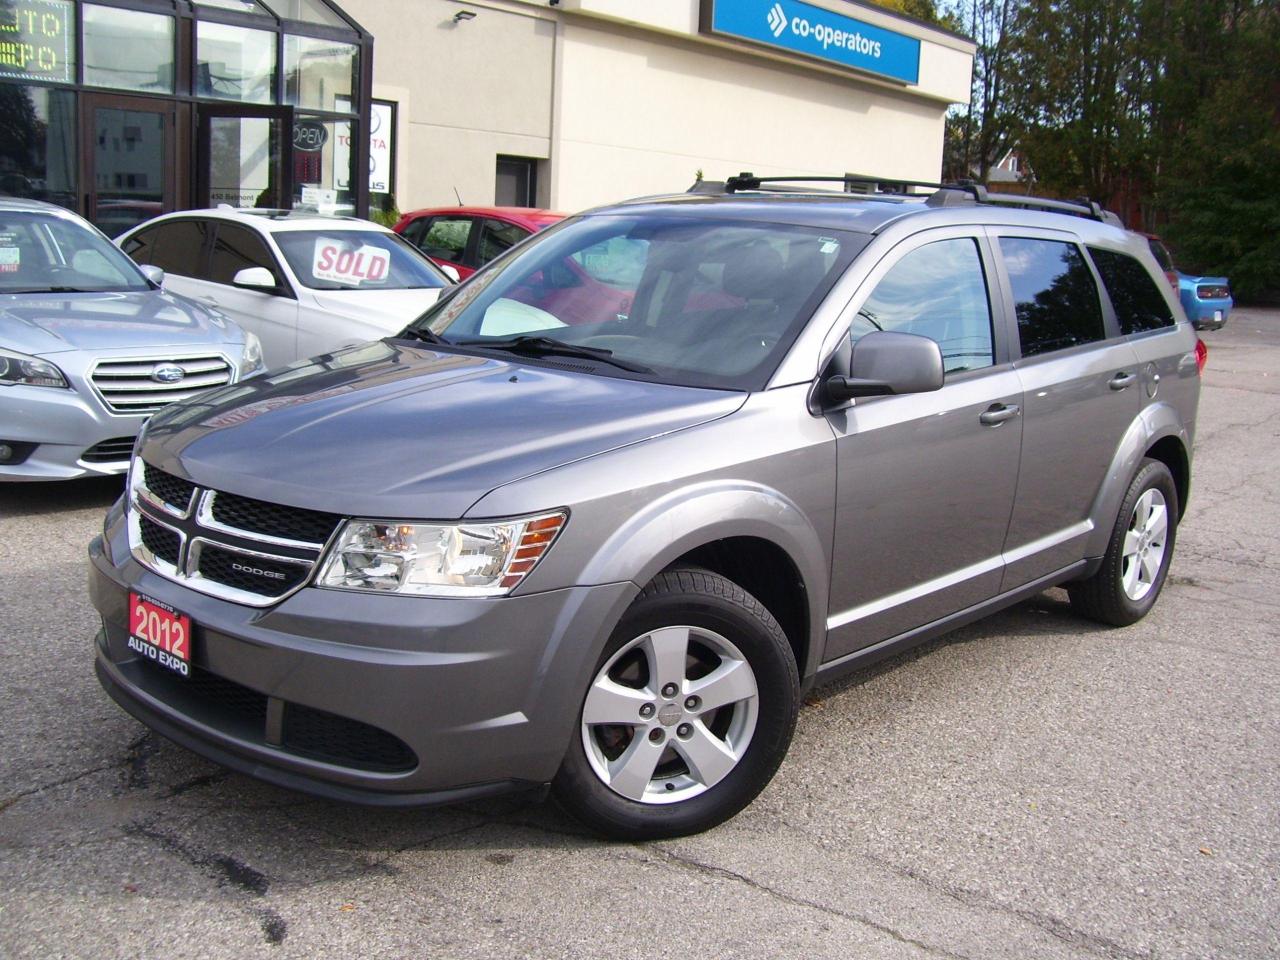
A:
[312,240,390,285]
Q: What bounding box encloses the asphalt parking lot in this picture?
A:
[2,309,1277,960]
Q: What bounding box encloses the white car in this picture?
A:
[116,209,454,370]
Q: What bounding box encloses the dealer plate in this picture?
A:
[128,591,192,677]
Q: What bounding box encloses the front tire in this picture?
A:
[1069,458,1179,626]
[553,567,799,840]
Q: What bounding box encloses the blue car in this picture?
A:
[1148,236,1232,330]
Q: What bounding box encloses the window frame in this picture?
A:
[477,218,530,268]
[127,216,214,280]
[208,220,293,296]
[416,215,477,268]
[1085,244,1178,340]
[985,226,1119,364]
[829,225,1011,385]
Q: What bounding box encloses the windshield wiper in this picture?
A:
[4,286,100,294]
[454,335,654,374]
[396,325,448,345]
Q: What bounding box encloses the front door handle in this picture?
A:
[1109,371,1136,390]
[979,403,1021,426]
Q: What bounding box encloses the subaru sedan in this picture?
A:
[0,200,263,482]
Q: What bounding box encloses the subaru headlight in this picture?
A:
[239,332,265,378]
[0,347,67,388]
[317,512,567,597]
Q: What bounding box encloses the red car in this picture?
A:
[393,205,565,280]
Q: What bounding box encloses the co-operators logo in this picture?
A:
[767,2,788,37]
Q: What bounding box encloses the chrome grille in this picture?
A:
[91,355,233,415]
[128,462,338,607]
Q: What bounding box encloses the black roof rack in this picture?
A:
[695,171,1123,226]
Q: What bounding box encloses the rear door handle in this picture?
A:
[979,403,1021,426]
[1109,371,1136,390]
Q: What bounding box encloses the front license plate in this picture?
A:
[1214,310,1223,323]
[128,591,192,677]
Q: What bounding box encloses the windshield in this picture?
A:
[413,214,863,390]
[274,229,449,291]
[0,210,149,294]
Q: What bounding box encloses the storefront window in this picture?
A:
[274,0,348,29]
[0,0,75,86]
[0,84,75,210]
[291,115,353,215]
[83,5,174,93]
[192,0,273,14]
[196,21,275,103]
[284,34,357,113]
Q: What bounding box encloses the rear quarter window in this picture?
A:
[1088,247,1175,334]
[999,237,1105,357]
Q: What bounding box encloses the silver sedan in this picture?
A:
[0,199,263,481]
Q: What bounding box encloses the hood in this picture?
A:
[0,290,242,356]
[307,287,444,330]
[141,340,746,518]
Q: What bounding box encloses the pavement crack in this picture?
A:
[864,856,1153,960]
[645,845,973,960]
[0,761,120,814]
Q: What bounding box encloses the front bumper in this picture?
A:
[89,504,638,803]
[0,381,140,481]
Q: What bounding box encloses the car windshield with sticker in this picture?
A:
[273,230,449,292]
[0,211,149,293]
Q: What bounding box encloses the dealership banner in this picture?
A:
[701,0,921,86]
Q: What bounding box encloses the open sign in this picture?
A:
[312,239,390,285]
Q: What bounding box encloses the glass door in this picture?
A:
[81,94,182,237]
[196,104,294,211]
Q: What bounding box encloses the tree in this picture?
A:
[942,0,1020,184]
[1002,0,1153,205]
[1153,0,1280,299]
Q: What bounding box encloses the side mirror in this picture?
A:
[824,331,944,403]
[438,263,461,283]
[232,266,278,290]
[139,264,165,286]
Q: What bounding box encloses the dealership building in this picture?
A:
[0,0,973,232]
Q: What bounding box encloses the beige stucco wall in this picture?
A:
[341,0,555,211]
[343,0,972,214]
[551,16,952,212]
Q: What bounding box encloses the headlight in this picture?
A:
[239,332,265,377]
[0,347,68,388]
[317,512,566,597]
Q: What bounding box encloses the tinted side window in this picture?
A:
[399,216,428,247]
[478,219,528,265]
[419,217,472,264]
[1000,237,1105,357]
[120,228,156,264]
[208,224,279,286]
[146,220,210,277]
[853,238,994,374]
[1088,247,1174,334]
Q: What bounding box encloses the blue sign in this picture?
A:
[703,0,921,86]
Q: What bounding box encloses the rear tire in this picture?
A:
[553,567,799,840]
[1069,458,1179,626]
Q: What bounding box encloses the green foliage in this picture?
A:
[368,192,400,229]
[1155,2,1280,300]
[962,0,1280,301]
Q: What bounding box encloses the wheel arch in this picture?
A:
[574,480,830,684]
[1086,402,1192,557]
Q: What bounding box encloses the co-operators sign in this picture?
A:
[702,0,921,86]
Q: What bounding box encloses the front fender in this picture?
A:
[576,480,831,681]
[1085,401,1189,558]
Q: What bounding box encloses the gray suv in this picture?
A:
[89,176,1203,839]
